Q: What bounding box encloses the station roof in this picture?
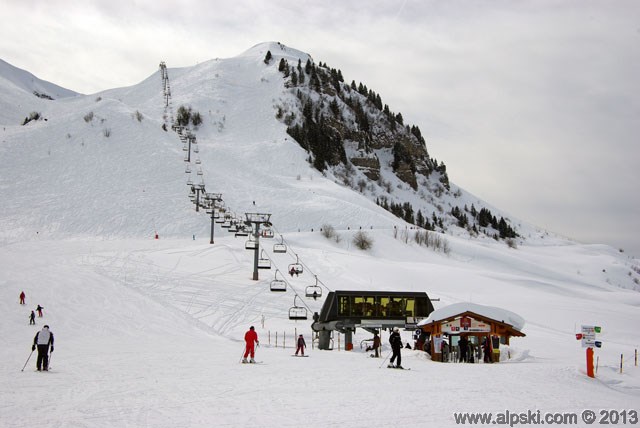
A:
[417,302,525,336]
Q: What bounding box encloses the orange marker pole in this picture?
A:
[586,347,595,378]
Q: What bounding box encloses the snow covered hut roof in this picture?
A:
[418,302,525,332]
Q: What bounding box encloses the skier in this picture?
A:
[32,325,54,371]
[242,326,259,363]
[295,334,306,356]
[36,304,44,317]
[388,327,403,369]
[365,331,381,358]
[29,311,36,325]
[19,291,26,305]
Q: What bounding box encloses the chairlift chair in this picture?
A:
[228,223,239,233]
[305,276,322,300]
[235,227,249,237]
[273,235,287,254]
[245,237,257,250]
[186,178,193,186]
[270,270,286,292]
[288,296,308,320]
[288,255,303,275]
[261,228,275,239]
[258,250,271,269]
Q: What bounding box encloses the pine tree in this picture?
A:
[264,51,272,64]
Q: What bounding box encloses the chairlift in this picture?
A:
[288,295,308,320]
[288,255,303,275]
[269,270,286,292]
[185,165,192,173]
[235,227,250,237]
[245,237,257,250]
[228,223,239,233]
[305,275,322,300]
[258,250,271,269]
[197,168,203,176]
[195,158,201,165]
[261,228,274,239]
[182,144,188,151]
[186,177,193,186]
[193,146,199,153]
[273,235,287,254]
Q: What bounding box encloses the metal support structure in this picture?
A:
[205,193,222,244]
[244,213,272,280]
[185,133,194,163]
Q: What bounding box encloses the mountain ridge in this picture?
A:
[0,42,602,250]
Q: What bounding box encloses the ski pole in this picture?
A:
[379,350,392,368]
[21,350,34,372]
[48,351,53,370]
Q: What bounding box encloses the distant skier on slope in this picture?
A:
[295,334,306,356]
[19,291,26,305]
[242,326,259,363]
[32,325,54,371]
[388,327,403,369]
[36,304,44,317]
[29,311,36,325]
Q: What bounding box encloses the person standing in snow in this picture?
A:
[482,337,492,363]
[36,304,44,317]
[242,326,259,363]
[32,325,54,371]
[458,335,469,363]
[295,334,306,356]
[365,331,381,357]
[388,327,403,369]
[19,291,26,305]
[29,311,36,325]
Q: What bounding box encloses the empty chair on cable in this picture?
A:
[289,296,308,320]
[258,250,271,269]
[270,270,286,292]
[273,235,287,253]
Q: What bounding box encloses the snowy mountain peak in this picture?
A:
[241,41,313,64]
[0,58,79,99]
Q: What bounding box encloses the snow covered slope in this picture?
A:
[1,43,639,427]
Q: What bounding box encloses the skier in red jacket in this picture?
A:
[243,326,259,363]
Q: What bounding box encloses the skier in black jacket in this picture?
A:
[32,325,54,371]
[388,327,403,369]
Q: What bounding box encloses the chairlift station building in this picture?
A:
[312,290,435,350]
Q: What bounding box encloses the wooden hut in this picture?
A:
[417,302,525,363]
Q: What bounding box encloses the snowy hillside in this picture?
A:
[1,43,639,427]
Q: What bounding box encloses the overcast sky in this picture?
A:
[2,0,639,256]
